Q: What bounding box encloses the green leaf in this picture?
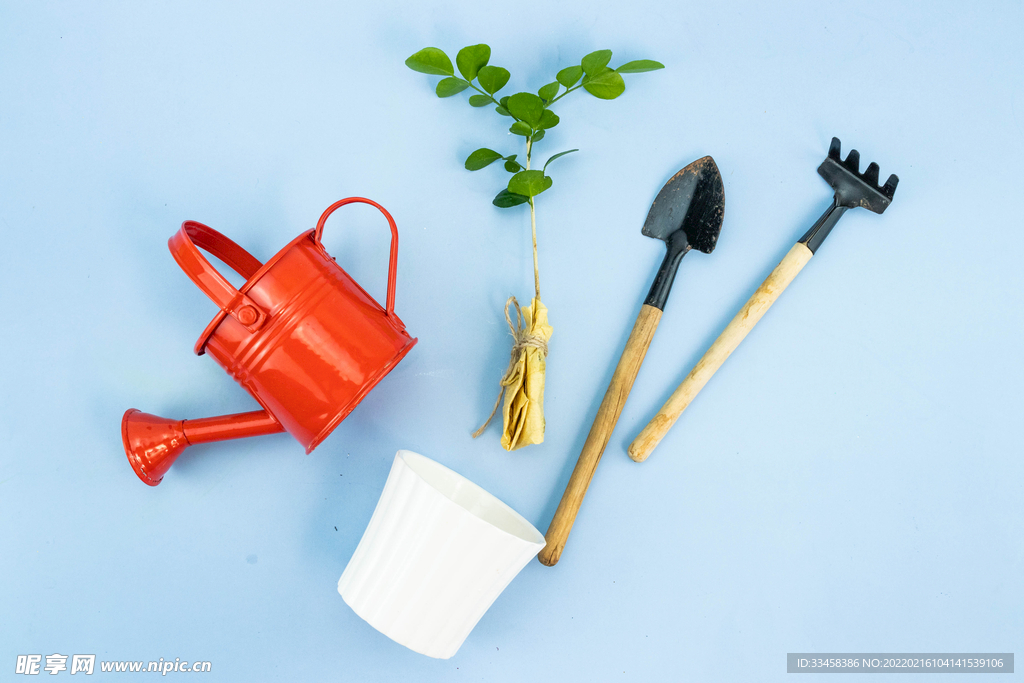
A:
[538,81,560,102]
[583,68,625,99]
[477,65,510,94]
[556,65,583,87]
[537,110,559,130]
[499,96,510,107]
[581,49,612,75]
[456,44,490,80]
[504,159,522,172]
[616,59,665,73]
[509,121,532,136]
[543,149,578,172]
[465,148,503,170]
[506,92,544,127]
[508,170,553,198]
[495,106,511,116]
[435,77,470,98]
[532,129,545,142]
[405,48,454,76]
[493,189,530,208]
[468,94,492,107]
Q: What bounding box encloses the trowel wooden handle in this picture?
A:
[628,243,813,462]
[539,304,663,566]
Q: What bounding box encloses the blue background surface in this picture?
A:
[2,1,1022,680]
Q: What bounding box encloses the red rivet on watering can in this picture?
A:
[122,198,417,486]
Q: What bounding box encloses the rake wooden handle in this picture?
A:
[628,243,813,462]
[539,304,663,566]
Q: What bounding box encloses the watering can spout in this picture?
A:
[122,409,285,486]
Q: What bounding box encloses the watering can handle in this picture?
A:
[313,197,400,317]
[168,222,269,333]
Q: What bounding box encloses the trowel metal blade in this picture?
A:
[642,156,725,254]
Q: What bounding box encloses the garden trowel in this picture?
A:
[539,156,725,566]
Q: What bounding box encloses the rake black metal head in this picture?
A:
[800,137,901,253]
[818,137,899,213]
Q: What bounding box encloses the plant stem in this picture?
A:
[526,136,540,300]
[467,76,542,299]
[547,82,585,105]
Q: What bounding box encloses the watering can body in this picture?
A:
[123,198,417,485]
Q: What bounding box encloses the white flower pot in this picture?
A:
[337,450,546,659]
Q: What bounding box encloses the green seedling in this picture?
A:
[406,44,663,448]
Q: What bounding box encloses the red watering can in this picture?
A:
[122,198,417,486]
